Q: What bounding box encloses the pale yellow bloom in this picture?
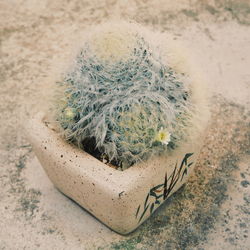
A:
[155,127,171,145]
[64,108,75,120]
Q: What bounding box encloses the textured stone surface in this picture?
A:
[0,1,249,249]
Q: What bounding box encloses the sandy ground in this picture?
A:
[0,0,250,249]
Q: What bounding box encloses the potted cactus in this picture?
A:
[26,21,209,234]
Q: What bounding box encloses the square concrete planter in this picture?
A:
[26,113,205,234]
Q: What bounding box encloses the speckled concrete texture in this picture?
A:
[26,113,204,234]
[0,1,249,249]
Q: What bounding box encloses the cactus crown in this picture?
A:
[56,21,194,169]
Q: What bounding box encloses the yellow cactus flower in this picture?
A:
[64,108,75,120]
[155,127,171,145]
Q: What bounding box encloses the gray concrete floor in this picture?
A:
[0,1,249,249]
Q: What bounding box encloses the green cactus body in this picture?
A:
[56,22,193,169]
